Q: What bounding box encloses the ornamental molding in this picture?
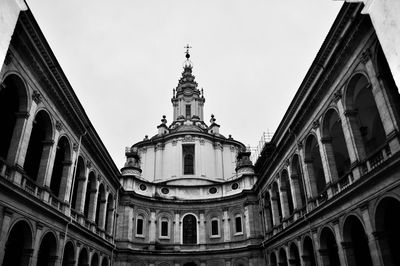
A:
[312,120,320,129]
[182,135,194,142]
[32,90,42,104]
[56,120,63,131]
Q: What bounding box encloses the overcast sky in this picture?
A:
[27,0,342,168]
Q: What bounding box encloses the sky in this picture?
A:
[27,0,342,168]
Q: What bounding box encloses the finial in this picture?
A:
[210,114,216,124]
[184,44,192,59]
[161,115,167,124]
[173,88,176,98]
[201,88,204,98]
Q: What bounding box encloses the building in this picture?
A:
[0,1,399,266]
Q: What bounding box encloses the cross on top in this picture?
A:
[184,44,192,54]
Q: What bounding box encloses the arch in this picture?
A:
[342,215,373,266]
[302,235,316,266]
[23,109,53,182]
[319,227,340,266]
[290,154,306,208]
[95,183,105,226]
[271,181,282,225]
[101,257,109,266]
[289,242,301,266]
[374,196,400,265]
[270,251,277,266]
[322,108,351,179]
[2,219,33,266]
[0,73,28,161]
[90,252,99,266]
[280,169,294,216]
[105,193,114,234]
[77,247,88,266]
[279,247,288,266]
[71,156,86,210]
[345,73,386,156]
[305,134,326,196]
[50,135,72,198]
[62,241,75,266]
[182,213,197,244]
[84,171,96,219]
[37,231,58,266]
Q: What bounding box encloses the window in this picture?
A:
[136,217,144,237]
[186,104,191,119]
[211,219,219,237]
[183,145,194,175]
[235,215,243,234]
[182,214,197,244]
[160,218,169,238]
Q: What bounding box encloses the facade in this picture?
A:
[0,1,399,266]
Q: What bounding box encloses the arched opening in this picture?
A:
[77,248,88,266]
[95,183,105,226]
[37,232,58,266]
[291,154,306,208]
[101,257,108,266]
[342,215,373,266]
[346,74,386,157]
[105,194,114,234]
[305,134,326,196]
[84,172,96,219]
[375,197,400,265]
[322,109,351,179]
[71,156,85,210]
[270,252,277,266]
[281,169,294,216]
[320,227,340,266]
[62,241,75,266]
[0,74,27,161]
[2,220,33,266]
[279,248,288,266]
[50,136,71,198]
[271,182,282,225]
[289,243,301,266]
[182,214,197,244]
[264,192,273,231]
[24,110,53,182]
[302,236,316,266]
[90,253,98,266]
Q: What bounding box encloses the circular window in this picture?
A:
[231,183,239,190]
[161,187,169,194]
[139,184,147,191]
[209,187,217,194]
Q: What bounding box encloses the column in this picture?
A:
[98,194,108,230]
[288,164,301,211]
[88,179,99,222]
[106,202,115,235]
[222,210,231,243]
[278,177,290,220]
[314,126,334,197]
[59,160,73,202]
[311,230,323,266]
[332,220,348,266]
[75,171,88,213]
[43,131,60,188]
[0,208,13,265]
[214,143,223,178]
[244,205,251,237]
[199,212,206,246]
[362,50,400,153]
[173,212,180,246]
[269,188,281,227]
[30,222,44,266]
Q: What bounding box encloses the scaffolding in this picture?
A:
[249,131,274,163]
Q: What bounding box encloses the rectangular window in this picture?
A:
[136,218,143,236]
[211,220,219,236]
[186,104,191,118]
[235,216,242,233]
[161,220,168,237]
[183,144,195,175]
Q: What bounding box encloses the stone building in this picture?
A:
[0,1,399,266]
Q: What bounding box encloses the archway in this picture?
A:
[77,248,88,266]
[90,252,98,266]
[281,169,294,216]
[320,227,340,266]
[37,232,58,266]
[302,236,316,266]
[101,257,108,266]
[322,109,351,179]
[305,134,326,197]
[24,110,53,182]
[95,183,105,226]
[271,182,282,225]
[342,215,373,266]
[2,220,33,266]
[84,172,96,219]
[345,73,386,156]
[0,74,27,161]
[182,214,197,244]
[71,156,85,210]
[375,197,400,265]
[270,252,277,266]
[289,242,301,266]
[279,248,288,266]
[264,192,273,231]
[62,241,75,266]
[50,136,71,197]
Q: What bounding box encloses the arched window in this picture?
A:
[183,145,194,175]
[50,136,71,198]
[136,215,145,237]
[305,134,326,197]
[182,214,197,244]
[159,217,169,238]
[234,214,243,234]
